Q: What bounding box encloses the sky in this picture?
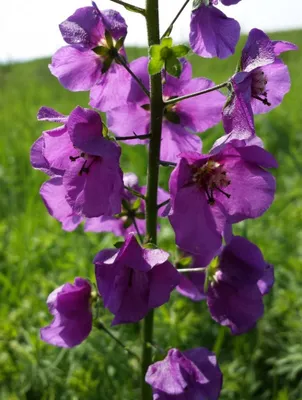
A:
[0,0,301,63]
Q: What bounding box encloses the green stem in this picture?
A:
[164,81,229,106]
[123,185,146,200]
[116,54,150,97]
[161,0,190,39]
[141,0,163,398]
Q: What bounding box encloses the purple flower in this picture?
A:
[145,347,222,399]
[177,236,275,334]
[31,106,123,218]
[168,139,277,258]
[107,57,225,162]
[41,278,92,347]
[50,4,130,111]
[190,0,241,59]
[94,235,180,325]
[223,28,297,135]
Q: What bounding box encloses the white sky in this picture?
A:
[0,0,301,63]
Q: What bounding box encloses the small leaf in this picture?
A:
[178,256,192,268]
[165,55,182,78]
[164,25,173,38]
[135,212,145,220]
[148,57,164,75]
[115,36,125,51]
[114,241,124,249]
[172,45,190,58]
[93,46,110,56]
[161,37,173,48]
[123,218,133,229]
[102,123,109,137]
[124,4,145,16]
[105,30,113,48]
[149,44,162,58]
[144,243,158,250]
[132,198,141,211]
[160,46,173,60]
[101,57,113,73]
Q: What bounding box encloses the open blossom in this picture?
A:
[41,278,92,348]
[177,236,274,334]
[50,3,130,111]
[146,348,222,399]
[190,0,241,59]
[40,172,168,234]
[94,235,180,325]
[223,28,297,135]
[31,106,123,218]
[107,57,225,162]
[168,139,277,258]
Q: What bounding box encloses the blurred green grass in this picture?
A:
[0,31,302,399]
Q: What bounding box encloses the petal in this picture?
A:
[251,61,291,114]
[257,264,274,295]
[236,145,278,169]
[30,136,51,175]
[84,216,124,236]
[59,6,104,49]
[177,77,225,132]
[160,122,202,163]
[176,273,206,301]
[102,9,128,41]
[169,185,223,256]
[127,57,150,104]
[148,261,180,309]
[40,177,82,231]
[89,63,131,111]
[220,157,276,222]
[63,157,123,218]
[163,59,193,98]
[241,29,275,72]
[190,5,240,59]
[273,40,298,56]
[37,107,68,123]
[207,281,264,335]
[49,46,102,91]
[107,103,150,145]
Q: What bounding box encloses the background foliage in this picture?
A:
[0,31,301,399]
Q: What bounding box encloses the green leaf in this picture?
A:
[160,46,173,60]
[165,55,182,78]
[193,0,204,10]
[93,46,110,57]
[132,198,141,211]
[114,241,124,249]
[143,243,158,250]
[135,212,145,220]
[161,37,173,48]
[172,45,190,58]
[163,25,173,38]
[105,30,113,48]
[115,36,125,51]
[148,57,164,75]
[101,57,113,73]
[102,123,109,137]
[123,218,133,229]
[149,44,162,58]
[124,4,145,16]
[178,256,192,268]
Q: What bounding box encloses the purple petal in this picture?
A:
[207,281,264,335]
[107,103,150,145]
[102,9,128,41]
[163,59,193,98]
[30,136,51,175]
[273,40,298,56]
[257,264,274,295]
[160,122,202,163]
[59,6,104,49]
[220,0,241,4]
[84,216,124,236]
[177,77,225,132]
[49,46,102,91]
[63,157,122,218]
[89,63,130,111]
[176,273,206,301]
[127,57,150,104]
[236,145,278,169]
[40,177,82,231]
[241,29,275,72]
[190,5,240,59]
[37,107,68,123]
[251,61,291,114]
[148,261,180,308]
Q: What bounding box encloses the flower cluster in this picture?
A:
[31,1,296,398]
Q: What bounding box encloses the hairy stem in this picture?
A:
[161,0,190,39]
[164,81,229,106]
[141,0,163,398]
[116,54,150,97]
[115,133,151,141]
[95,320,140,361]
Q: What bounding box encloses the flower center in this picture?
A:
[251,69,271,106]
[192,160,231,205]
[69,152,98,176]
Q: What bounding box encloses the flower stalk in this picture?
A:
[141,0,164,398]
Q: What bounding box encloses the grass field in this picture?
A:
[0,30,302,399]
